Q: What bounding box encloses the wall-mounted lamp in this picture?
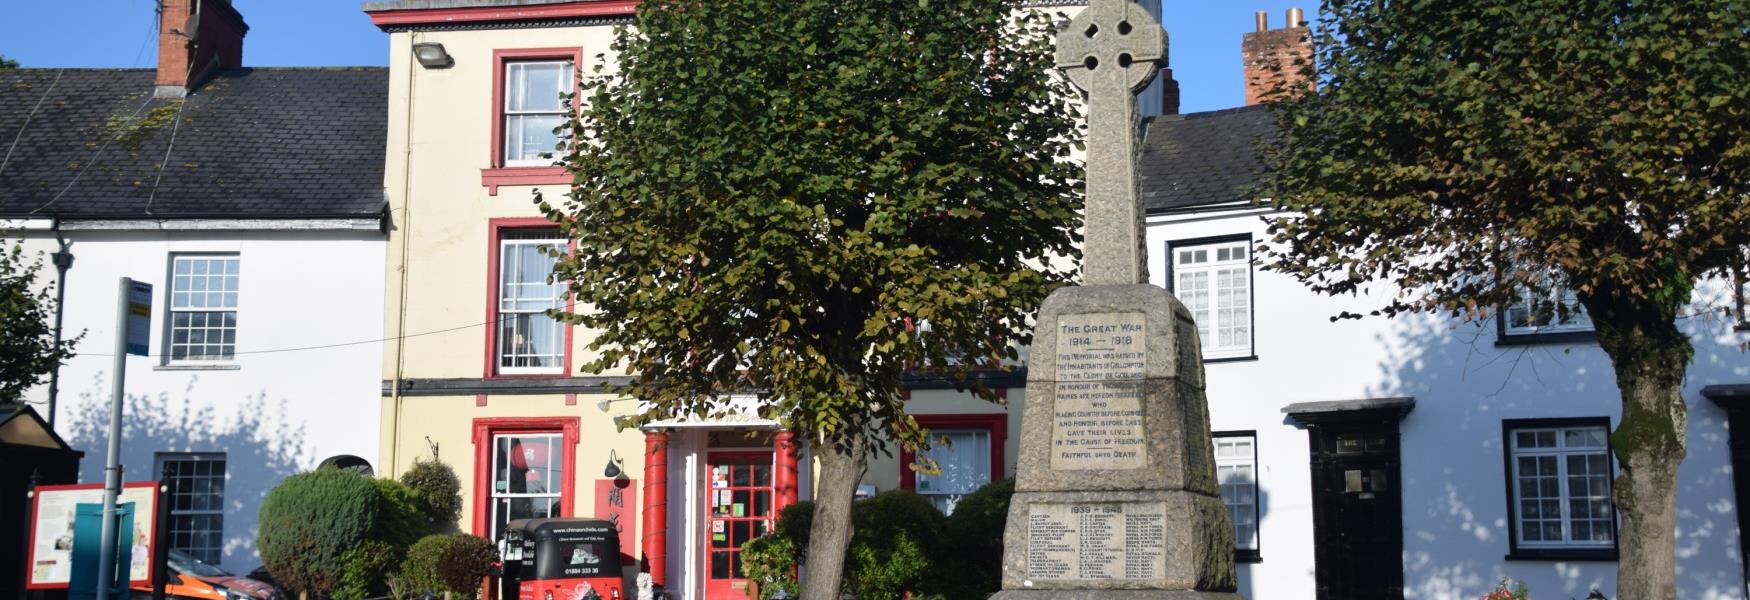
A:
[604,450,625,479]
[412,42,453,68]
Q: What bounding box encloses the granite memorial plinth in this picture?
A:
[991,1,1241,597]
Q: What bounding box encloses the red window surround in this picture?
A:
[898,413,1009,491]
[471,417,582,537]
[482,47,585,196]
[483,217,575,379]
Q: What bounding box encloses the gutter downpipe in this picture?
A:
[46,219,73,427]
[388,31,421,476]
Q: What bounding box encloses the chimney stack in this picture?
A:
[1242,7,1314,105]
[155,0,249,98]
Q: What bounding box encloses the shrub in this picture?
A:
[938,478,1014,598]
[775,500,814,554]
[741,534,798,600]
[257,469,380,595]
[400,459,463,530]
[848,490,945,599]
[334,540,398,600]
[1482,578,1530,600]
[400,533,500,599]
[372,478,427,551]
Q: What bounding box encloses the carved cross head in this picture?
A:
[1056,0,1166,96]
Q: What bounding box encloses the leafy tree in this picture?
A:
[0,241,77,405]
[536,0,1081,595]
[0,54,17,69]
[1256,1,1749,597]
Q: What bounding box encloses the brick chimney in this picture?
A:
[1159,67,1180,116]
[1242,8,1313,105]
[154,0,249,98]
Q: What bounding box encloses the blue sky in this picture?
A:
[0,0,1312,114]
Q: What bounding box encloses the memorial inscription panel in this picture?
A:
[1052,312,1148,470]
[1025,502,1168,582]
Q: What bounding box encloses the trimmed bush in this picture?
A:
[741,534,798,600]
[257,469,381,595]
[372,478,427,551]
[938,478,1013,598]
[400,533,500,599]
[400,459,463,530]
[334,540,398,600]
[848,490,945,598]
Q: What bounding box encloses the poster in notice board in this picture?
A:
[26,481,160,589]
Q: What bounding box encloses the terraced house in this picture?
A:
[0,0,388,575]
[361,0,1172,597]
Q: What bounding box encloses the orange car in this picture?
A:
[129,550,278,600]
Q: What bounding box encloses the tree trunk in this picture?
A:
[1588,295,1691,600]
[800,433,867,600]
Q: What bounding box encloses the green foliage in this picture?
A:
[371,478,427,551]
[744,492,953,598]
[1258,0,1750,326]
[536,0,1083,456]
[0,241,78,405]
[258,470,381,595]
[399,459,463,530]
[939,478,1014,598]
[1481,577,1530,600]
[399,533,499,599]
[741,534,799,600]
[334,540,398,600]
[0,54,17,69]
[1258,1,1749,595]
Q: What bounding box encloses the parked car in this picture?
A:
[129,550,279,599]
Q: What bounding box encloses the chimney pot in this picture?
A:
[1287,7,1306,28]
[1254,11,1269,32]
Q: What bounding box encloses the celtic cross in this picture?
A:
[1056,0,1165,286]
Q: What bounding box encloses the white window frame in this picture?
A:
[1506,422,1616,549]
[155,452,226,565]
[1502,272,1592,336]
[914,428,992,516]
[496,230,568,375]
[1213,432,1260,555]
[488,433,565,541]
[1170,238,1253,359]
[502,59,574,167]
[166,254,240,363]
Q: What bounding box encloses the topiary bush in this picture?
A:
[334,540,398,600]
[371,478,427,552]
[399,533,500,599]
[848,490,946,599]
[257,469,381,596]
[399,459,463,530]
[938,477,1014,598]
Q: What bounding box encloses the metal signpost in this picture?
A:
[95,277,151,600]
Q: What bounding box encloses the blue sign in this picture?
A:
[124,281,152,357]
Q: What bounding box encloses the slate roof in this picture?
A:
[0,67,388,220]
[1138,104,1277,213]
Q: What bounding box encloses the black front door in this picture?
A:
[1308,420,1405,600]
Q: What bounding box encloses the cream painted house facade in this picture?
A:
[363,1,1171,598]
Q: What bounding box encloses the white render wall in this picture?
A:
[1144,208,1749,600]
[11,227,386,572]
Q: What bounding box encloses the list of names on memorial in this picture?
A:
[1052,312,1148,470]
[1025,502,1167,582]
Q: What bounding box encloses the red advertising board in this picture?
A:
[25,481,161,589]
[594,478,638,565]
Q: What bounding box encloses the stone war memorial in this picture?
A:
[993,1,1241,598]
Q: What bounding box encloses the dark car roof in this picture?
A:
[0,67,388,220]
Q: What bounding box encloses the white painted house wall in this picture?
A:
[10,226,386,572]
[1145,208,1748,600]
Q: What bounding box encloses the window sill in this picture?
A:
[1496,330,1597,347]
[1504,548,1617,562]
[481,166,569,196]
[154,363,241,371]
[1204,354,1259,364]
[1235,549,1262,563]
[1736,322,1750,333]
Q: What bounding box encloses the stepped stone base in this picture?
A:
[993,591,1245,600]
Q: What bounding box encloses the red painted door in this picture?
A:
[704,452,775,600]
